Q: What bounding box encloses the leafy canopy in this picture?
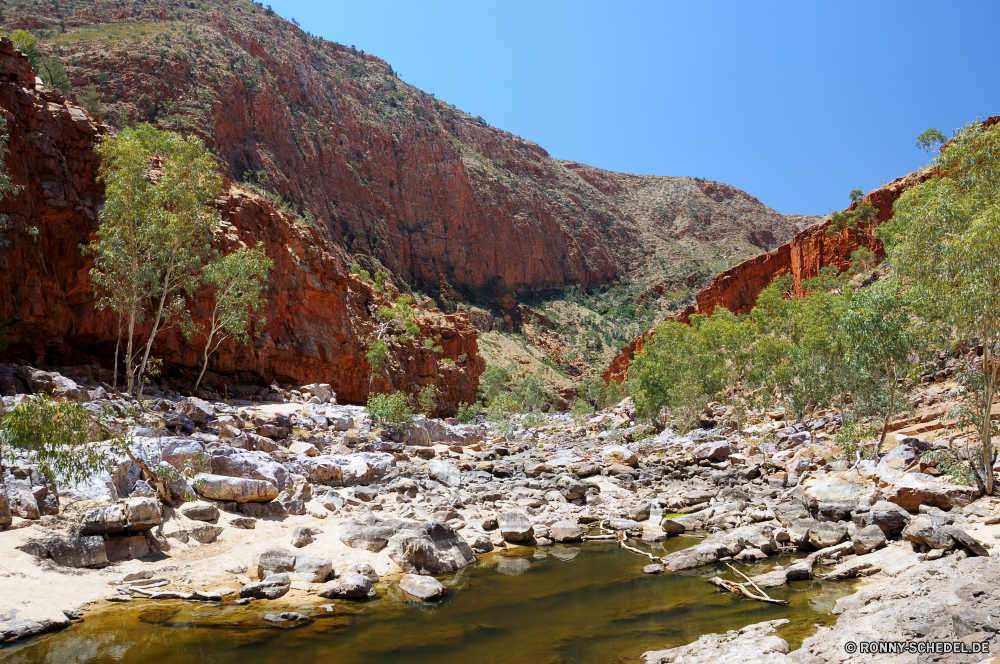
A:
[880,120,1000,492]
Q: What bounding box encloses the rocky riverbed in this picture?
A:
[3,363,1000,663]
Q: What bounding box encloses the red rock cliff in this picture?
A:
[2,0,807,301]
[0,37,483,412]
[602,169,935,384]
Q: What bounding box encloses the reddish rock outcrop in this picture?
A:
[0,36,482,411]
[2,1,807,301]
[603,170,937,384]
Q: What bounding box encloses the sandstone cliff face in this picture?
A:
[3,0,808,301]
[603,170,936,384]
[0,37,482,412]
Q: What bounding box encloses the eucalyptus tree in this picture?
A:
[842,278,923,455]
[916,127,947,153]
[826,189,878,244]
[879,121,1000,493]
[697,307,758,432]
[631,320,720,432]
[86,125,222,398]
[193,243,273,390]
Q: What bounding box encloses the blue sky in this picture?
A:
[267,0,999,215]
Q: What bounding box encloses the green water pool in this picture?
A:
[2,538,857,664]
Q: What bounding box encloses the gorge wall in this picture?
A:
[2,0,809,303]
[602,169,936,384]
[0,37,483,412]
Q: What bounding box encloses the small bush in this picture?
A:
[366,339,387,375]
[366,392,413,432]
[833,421,880,462]
[456,401,482,424]
[922,449,976,486]
[479,364,511,403]
[418,384,436,415]
[570,397,593,422]
[523,411,545,429]
[77,84,102,115]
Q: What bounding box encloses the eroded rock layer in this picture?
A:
[0,38,482,409]
[603,170,935,384]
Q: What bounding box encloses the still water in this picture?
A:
[3,539,856,664]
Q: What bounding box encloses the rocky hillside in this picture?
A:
[602,168,938,384]
[0,36,483,411]
[0,0,812,306]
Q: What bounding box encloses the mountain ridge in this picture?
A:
[1,0,816,308]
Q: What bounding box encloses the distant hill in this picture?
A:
[1,0,816,307]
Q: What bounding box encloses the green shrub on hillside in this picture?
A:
[366,392,413,432]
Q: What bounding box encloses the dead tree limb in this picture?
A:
[617,532,664,562]
[706,563,789,605]
[724,562,772,599]
[707,577,787,604]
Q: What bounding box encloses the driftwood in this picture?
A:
[617,532,663,563]
[707,563,788,605]
[780,470,811,499]
[581,534,617,541]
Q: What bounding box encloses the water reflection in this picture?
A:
[550,545,580,561]
[496,557,532,576]
[4,542,858,664]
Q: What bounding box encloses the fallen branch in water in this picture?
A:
[707,577,788,604]
[581,534,617,541]
[724,562,773,599]
[706,563,788,605]
[616,532,664,563]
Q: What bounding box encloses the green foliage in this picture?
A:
[376,295,420,341]
[479,364,512,403]
[922,449,976,486]
[570,397,593,422]
[750,277,856,422]
[373,270,386,292]
[0,395,110,483]
[666,286,691,304]
[826,190,878,241]
[350,263,371,281]
[418,384,436,415]
[39,55,71,93]
[366,392,413,432]
[523,411,545,429]
[916,127,947,153]
[8,29,39,67]
[630,321,720,431]
[194,242,272,389]
[86,124,222,397]
[696,307,758,431]
[0,116,25,247]
[77,83,102,116]
[580,376,623,410]
[512,372,550,412]
[456,401,482,424]
[833,420,880,462]
[842,278,924,450]
[880,120,1000,492]
[849,246,879,273]
[366,339,388,375]
[485,391,520,437]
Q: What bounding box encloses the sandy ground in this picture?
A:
[0,501,408,631]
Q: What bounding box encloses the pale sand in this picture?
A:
[0,502,402,631]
